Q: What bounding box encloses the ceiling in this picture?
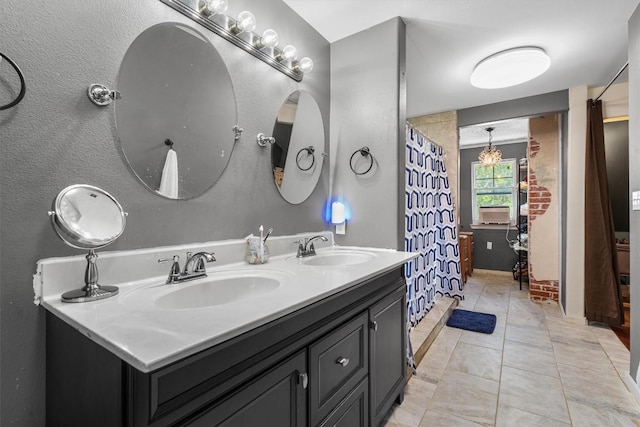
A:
[282,0,639,120]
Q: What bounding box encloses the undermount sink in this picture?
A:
[149,272,285,310]
[299,250,375,266]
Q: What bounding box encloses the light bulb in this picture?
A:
[278,45,298,62]
[234,10,256,34]
[257,29,279,49]
[198,0,227,17]
[296,57,314,73]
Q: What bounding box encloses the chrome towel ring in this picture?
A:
[296,146,316,171]
[349,146,374,175]
[0,52,26,111]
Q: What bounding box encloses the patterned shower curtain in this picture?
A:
[405,124,464,329]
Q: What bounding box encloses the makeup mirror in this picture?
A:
[115,22,237,199]
[271,91,325,204]
[48,185,127,303]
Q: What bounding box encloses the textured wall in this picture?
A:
[528,115,561,301]
[0,1,330,424]
[329,18,406,249]
[408,111,459,212]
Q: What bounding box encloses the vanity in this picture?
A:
[38,233,415,426]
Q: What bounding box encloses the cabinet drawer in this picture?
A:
[309,312,369,426]
[319,378,368,427]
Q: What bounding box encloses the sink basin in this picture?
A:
[153,273,283,310]
[299,250,375,266]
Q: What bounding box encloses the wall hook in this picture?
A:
[256,133,276,147]
[87,83,121,106]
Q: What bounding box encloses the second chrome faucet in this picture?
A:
[158,251,216,284]
[295,235,328,258]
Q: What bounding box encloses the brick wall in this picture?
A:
[527,116,561,301]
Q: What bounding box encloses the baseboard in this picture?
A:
[472,268,513,276]
[559,303,587,325]
[624,373,640,405]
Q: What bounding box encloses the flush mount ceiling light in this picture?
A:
[478,127,502,167]
[471,47,550,89]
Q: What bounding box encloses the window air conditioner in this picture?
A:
[478,206,510,224]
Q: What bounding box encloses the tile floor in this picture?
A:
[384,270,640,426]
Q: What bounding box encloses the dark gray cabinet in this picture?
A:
[46,267,406,427]
[369,288,406,427]
[310,312,368,425]
[320,378,369,427]
[186,350,307,426]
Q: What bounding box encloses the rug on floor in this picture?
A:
[446,309,496,334]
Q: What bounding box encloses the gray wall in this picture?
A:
[604,121,630,233]
[458,90,569,127]
[459,143,527,272]
[329,18,406,250]
[0,1,330,424]
[628,3,640,382]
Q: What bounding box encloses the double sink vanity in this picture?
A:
[36,232,416,426]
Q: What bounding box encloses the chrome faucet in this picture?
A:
[158,251,216,284]
[295,235,328,258]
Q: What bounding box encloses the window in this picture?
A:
[471,158,517,224]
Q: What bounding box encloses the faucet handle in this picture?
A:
[158,255,181,284]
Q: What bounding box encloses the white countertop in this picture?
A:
[38,235,416,373]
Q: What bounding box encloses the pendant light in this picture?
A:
[478,127,502,167]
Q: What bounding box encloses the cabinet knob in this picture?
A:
[370,320,378,331]
[336,357,350,367]
[298,372,308,389]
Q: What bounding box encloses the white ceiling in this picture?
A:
[282,0,639,118]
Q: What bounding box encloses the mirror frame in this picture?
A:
[50,184,126,250]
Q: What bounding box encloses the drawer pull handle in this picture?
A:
[370,320,378,331]
[298,372,308,389]
[336,357,350,367]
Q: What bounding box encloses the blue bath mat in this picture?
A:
[446,309,496,334]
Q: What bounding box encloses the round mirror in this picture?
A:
[115,22,237,199]
[49,185,126,303]
[271,91,325,204]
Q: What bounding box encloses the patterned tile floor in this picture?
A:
[384,270,640,426]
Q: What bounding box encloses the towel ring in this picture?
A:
[0,52,27,111]
[349,146,374,175]
[165,139,174,149]
[296,146,316,171]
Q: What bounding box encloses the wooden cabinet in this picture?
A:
[46,268,406,427]
[459,231,474,276]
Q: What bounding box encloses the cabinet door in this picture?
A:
[369,288,406,427]
[186,350,307,426]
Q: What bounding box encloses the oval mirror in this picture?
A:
[49,184,126,303]
[115,22,237,199]
[271,91,325,204]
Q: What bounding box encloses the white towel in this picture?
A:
[157,149,178,199]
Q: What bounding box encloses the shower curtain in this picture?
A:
[405,124,464,329]
[584,99,624,326]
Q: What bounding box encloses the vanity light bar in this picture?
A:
[159,0,313,82]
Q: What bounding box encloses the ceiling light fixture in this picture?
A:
[160,0,314,81]
[471,47,550,89]
[478,127,502,167]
